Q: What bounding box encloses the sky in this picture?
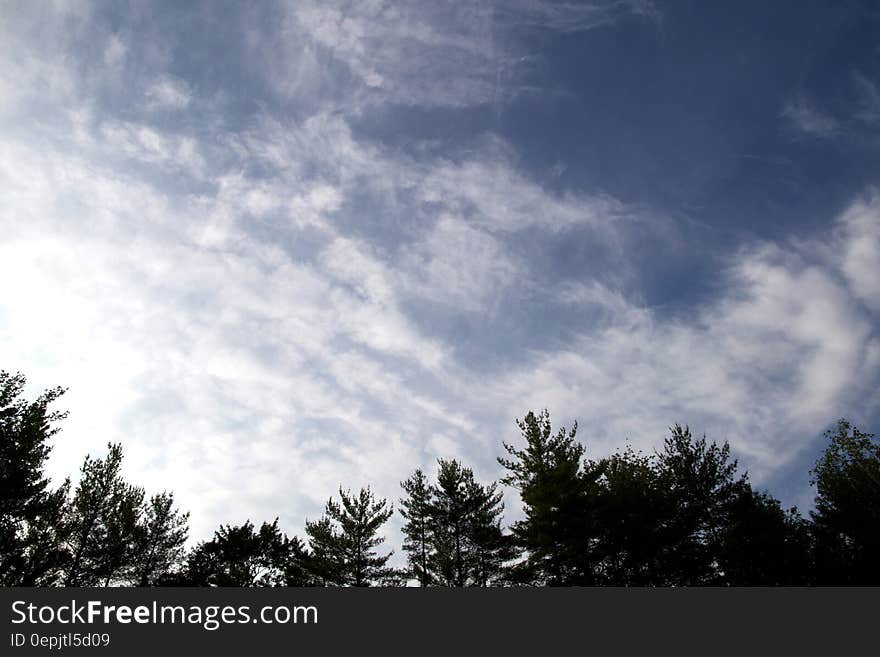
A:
[2,0,880,548]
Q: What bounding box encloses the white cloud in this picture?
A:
[782,96,839,137]
[489,212,879,480]
[103,34,127,67]
[1,0,877,551]
[272,0,656,109]
[283,1,499,108]
[145,75,193,110]
[838,192,880,312]
[400,215,520,311]
[418,155,624,232]
[497,0,659,34]
[853,72,880,124]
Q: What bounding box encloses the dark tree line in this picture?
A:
[399,460,514,586]
[1,371,188,586]
[2,371,879,586]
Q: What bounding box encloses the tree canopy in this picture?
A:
[2,369,879,587]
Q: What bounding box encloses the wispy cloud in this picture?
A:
[1,1,877,548]
[838,192,880,312]
[782,96,840,138]
[491,209,880,478]
[853,71,880,124]
[145,75,193,110]
[269,0,657,110]
[497,0,659,34]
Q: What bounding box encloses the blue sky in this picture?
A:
[2,0,879,545]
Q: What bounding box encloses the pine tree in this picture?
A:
[463,475,516,586]
[306,487,394,586]
[810,419,880,584]
[429,460,472,586]
[716,486,812,585]
[280,534,312,586]
[127,492,189,586]
[303,516,341,586]
[0,371,70,586]
[498,410,595,585]
[64,443,145,586]
[429,459,512,586]
[185,519,303,586]
[399,469,434,586]
[651,424,745,586]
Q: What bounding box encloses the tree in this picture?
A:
[429,460,472,586]
[399,469,434,586]
[716,487,812,586]
[429,459,513,586]
[185,519,306,586]
[590,447,666,585]
[305,487,394,587]
[64,443,145,586]
[127,492,189,586]
[810,419,880,584]
[303,516,341,586]
[498,410,595,585]
[463,473,516,586]
[0,370,70,586]
[652,424,746,585]
[586,433,812,586]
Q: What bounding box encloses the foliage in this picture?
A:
[498,410,594,585]
[418,459,514,586]
[186,519,306,586]
[64,443,145,586]
[4,368,880,587]
[399,469,434,586]
[0,371,70,585]
[128,492,189,586]
[810,419,880,584]
[305,487,394,586]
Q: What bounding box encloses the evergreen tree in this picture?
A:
[429,459,512,586]
[590,447,666,585]
[64,443,145,586]
[716,486,812,585]
[651,424,745,586]
[587,438,813,586]
[810,419,880,584]
[127,492,189,586]
[185,519,305,586]
[306,487,394,586]
[464,474,516,586]
[0,371,70,586]
[498,410,595,585]
[303,516,342,586]
[280,534,313,586]
[399,469,434,586]
[429,460,472,586]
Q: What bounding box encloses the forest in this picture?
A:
[2,369,878,587]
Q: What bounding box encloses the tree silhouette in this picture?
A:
[0,371,70,586]
[127,492,189,586]
[6,367,880,588]
[464,473,517,586]
[185,519,306,586]
[64,443,145,586]
[498,410,595,585]
[716,486,812,585]
[428,459,513,586]
[650,425,745,585]
[589,446,666,585]
[399,469,434,586]
[810,419,880,584]
[303,516,341,586]
[306,487,394,586]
